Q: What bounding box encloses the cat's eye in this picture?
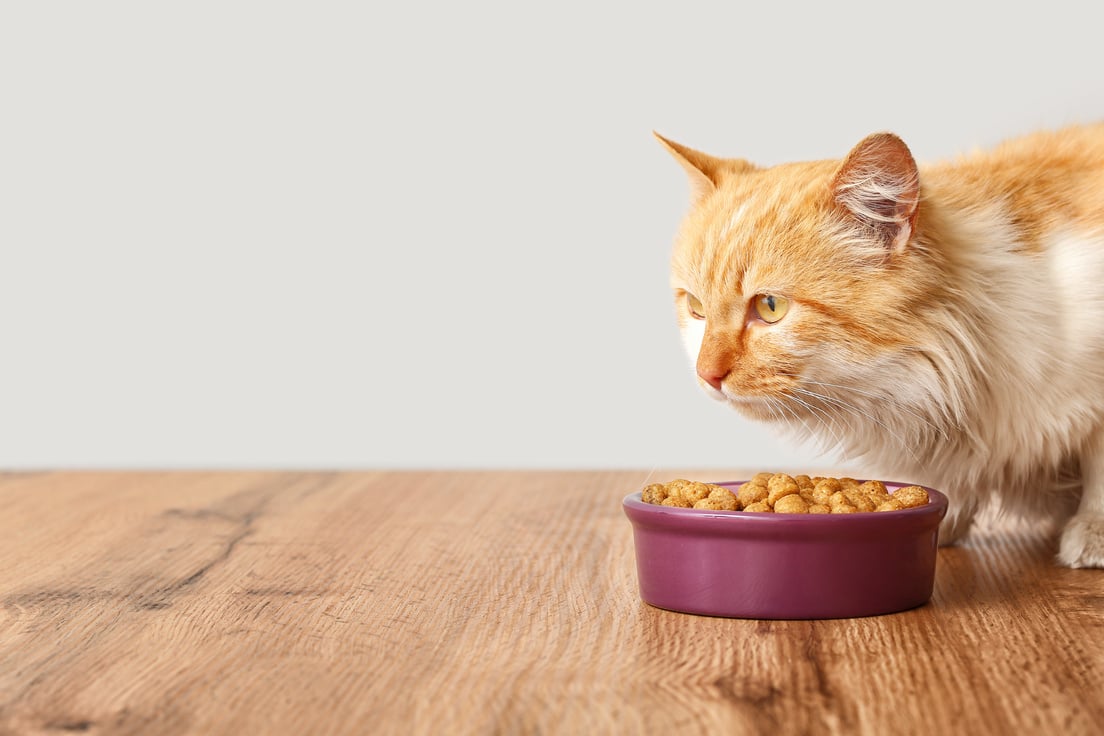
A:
[755,294,790,324]
[685,293,706,320]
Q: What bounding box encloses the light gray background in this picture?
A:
[2,2,1102,468]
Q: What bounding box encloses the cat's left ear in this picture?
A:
[831,133,920,254]
[654,133,753,204]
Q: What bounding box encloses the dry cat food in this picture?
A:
[641,473,930,514]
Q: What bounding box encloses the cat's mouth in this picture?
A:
[705,383,785,421]
[728,396,783,422]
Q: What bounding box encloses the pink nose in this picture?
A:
[697,366,728,391]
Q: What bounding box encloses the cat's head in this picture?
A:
[658,132,945,434]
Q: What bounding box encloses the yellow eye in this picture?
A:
[685,292,705,320]
[755,294,790,324]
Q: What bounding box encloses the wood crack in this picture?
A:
[0,473,337,728]
[135,525,255,610]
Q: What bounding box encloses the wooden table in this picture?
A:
[1,471,1101,735]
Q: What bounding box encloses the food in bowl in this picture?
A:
[622,478,949,618]
[640,473,929,514]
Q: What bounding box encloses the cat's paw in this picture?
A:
[937,509,975,547]
[1057,512,1104,568]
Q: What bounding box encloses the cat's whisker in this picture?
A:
[766,388,835,450]
[770,396,833,454]
[800,398,848,452]
[780,374,898,402]
[787,386,925,465]
[770,394,817,441]
[779,391,847,454]
[783,374,951,441]
[763,396,785,425]
[763,396,793,429]
[803,379,949,436]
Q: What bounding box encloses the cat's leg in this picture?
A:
[938,493,978,546]
[1058,425,1104,568]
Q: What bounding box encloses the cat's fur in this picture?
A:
[658,124,1104,567]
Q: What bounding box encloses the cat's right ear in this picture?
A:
[654,133,743,203]
[831,133,920,254]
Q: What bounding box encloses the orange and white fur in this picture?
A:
[658,124,1104,567]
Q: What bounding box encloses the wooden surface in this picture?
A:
[0,471,1101,735]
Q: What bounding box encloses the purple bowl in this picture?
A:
[623,480,948,619]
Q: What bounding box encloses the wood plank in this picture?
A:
[0,471,1100,735]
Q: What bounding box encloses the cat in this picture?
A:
[656,123,1104,568]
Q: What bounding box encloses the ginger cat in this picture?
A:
[657,124,1104,567]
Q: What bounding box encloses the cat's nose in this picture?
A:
[697,366,728,391]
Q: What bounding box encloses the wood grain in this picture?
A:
[0,471,1100,735]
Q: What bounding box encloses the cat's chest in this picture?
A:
[862,392,1091,508]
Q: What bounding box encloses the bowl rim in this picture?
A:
[623,480,948,528]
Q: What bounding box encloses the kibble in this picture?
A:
[891,485,930,509]
[767,473,801,506]
[773,494,810,514]
[640,474,931,514]
[843,489,877,513]
[641,483,668,505]
[737,480,769,508]
[707,486,740,510]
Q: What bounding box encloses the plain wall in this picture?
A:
[2,2,1103,468]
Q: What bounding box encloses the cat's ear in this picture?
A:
[654,133,751,203]
[831,133,920,253]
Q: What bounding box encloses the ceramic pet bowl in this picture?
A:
[622,480,948,619]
